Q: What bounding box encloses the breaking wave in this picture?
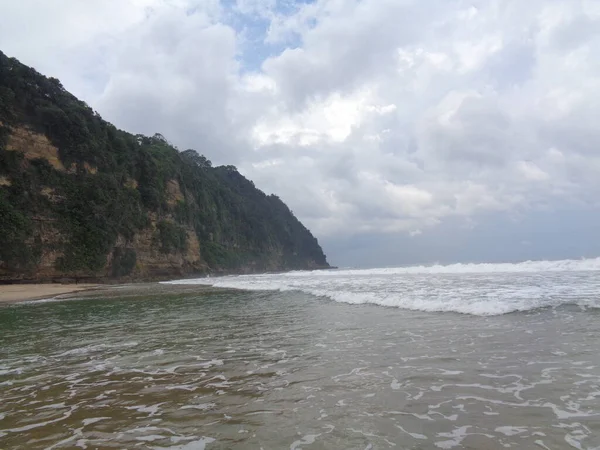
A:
[163,258,600,316]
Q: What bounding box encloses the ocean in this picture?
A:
[1,258,600,449]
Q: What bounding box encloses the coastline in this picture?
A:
[0,284,102,304]
[0,265,334,305]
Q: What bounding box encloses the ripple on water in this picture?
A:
[1,286,600,448]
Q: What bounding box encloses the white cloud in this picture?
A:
[2,0,600,263]
[517,161,550,182]
[251,88,395,146]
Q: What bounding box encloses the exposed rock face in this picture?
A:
[166,179,184,206]
[29,217,63,281]
[128,225,206,280]
[7,126,65,171]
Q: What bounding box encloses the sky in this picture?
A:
[1,0,600,267]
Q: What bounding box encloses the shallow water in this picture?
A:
[1,279,600,449]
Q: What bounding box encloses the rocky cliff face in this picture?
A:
[0,51,330,282]
[1,124,211,282]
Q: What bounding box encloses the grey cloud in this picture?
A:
[550,13,600,52]
[95,10,246,163]
[483,41,536,89]
[417,93,513,169]
[324,208,600,268]
[2,0,600,265]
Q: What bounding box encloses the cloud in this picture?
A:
[1,0,600,265]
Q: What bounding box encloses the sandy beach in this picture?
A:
[0,284,100,303]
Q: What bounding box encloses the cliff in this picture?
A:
[0,51,330,282]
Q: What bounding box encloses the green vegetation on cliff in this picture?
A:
[0,51,329,281]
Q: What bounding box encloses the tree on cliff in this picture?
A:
[0,50,329,280]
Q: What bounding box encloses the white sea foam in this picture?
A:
[163,257,600,316]
[82,417,110,426]
[56,341,139,357]
[153,437,215,450]
[21,297,61,304]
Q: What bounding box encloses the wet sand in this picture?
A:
[0,283,100,303]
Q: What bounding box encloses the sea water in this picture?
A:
[1,258,599,449]
[164,257,600,316]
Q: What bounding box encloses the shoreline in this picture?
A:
[0,284,103,304]
[0,266,336,305]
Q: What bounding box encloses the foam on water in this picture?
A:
[21,297,62,304]
[1,282,600,449]
[163,257,600,315]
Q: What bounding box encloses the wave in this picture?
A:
[162,257,600,316]
[289,257,600,276]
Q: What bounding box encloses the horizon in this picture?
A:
[2,0,600,267]
[225,254,600,272]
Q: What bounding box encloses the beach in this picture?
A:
[0,283,100,303]
[1,263,600,449]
